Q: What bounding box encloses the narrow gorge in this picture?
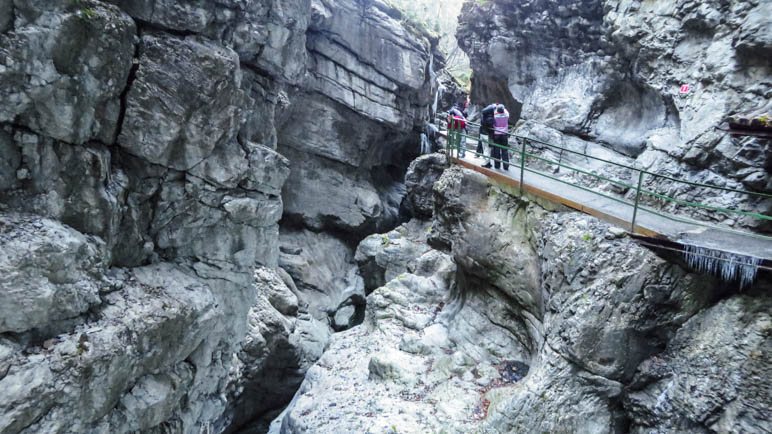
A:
[0,1,769,433]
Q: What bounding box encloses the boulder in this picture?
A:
[354,219,433,293]
[150,177,283,269]
[625,294,772,433]
[0,1,135,144]
[118,33,243,170]
[0,129,126,247]
[0,263,244,433]
[403,153,448,218]
[0,213,106,334]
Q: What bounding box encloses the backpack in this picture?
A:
[449,115,466,130]
[481,104,496,128]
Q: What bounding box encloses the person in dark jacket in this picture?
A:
[479,103,497,167]
[491,104,510,170]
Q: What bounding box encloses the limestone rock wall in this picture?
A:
[278,0,440,236]
[271,0,442,381]
[0,0,438,432]
[270,166,770,433]
[457,0,771,232]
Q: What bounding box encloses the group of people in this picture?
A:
[447,102,511,170]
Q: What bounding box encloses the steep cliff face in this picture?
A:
[271,163,770,433]
[278,0,438,236]
[273,0,441,370]
[457,0,771,232]
[0,0,438,432]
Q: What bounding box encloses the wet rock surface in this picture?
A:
[625,292,771,433]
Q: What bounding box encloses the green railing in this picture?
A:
[438,113,772,241]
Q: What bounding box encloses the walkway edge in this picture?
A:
[452,157,662,238]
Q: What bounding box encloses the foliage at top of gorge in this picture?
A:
[385,0,472,89]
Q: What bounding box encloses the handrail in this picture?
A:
[438,112,772,199]
[437,112,772,240]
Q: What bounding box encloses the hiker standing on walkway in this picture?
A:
[479,103,497,168]
[491,104,510,170]
[448,106,467,157]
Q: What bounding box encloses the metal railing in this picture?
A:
[438,113,772,241]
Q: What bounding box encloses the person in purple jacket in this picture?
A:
[491,104,510,170]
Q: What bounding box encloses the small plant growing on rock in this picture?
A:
[581,232,592,242]
[70,0,97,20]
[80,7,97,20]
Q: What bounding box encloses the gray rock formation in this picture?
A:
[219,267,330,433]
[0,213,105,336]
[271,166,769,433]
[0,250,250,433]
[458,0,771,232]
[0,0,438,432]
[5,0,767,433]
[279,229,365,331]
[118,33,243,171]
[625,292,771,433]
[278,0,440,236]
[403,152,448,218]
[0,2,135,144]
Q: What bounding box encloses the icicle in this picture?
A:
[420,132,430,155]
[682,244,761,288]
[432,82,445,116]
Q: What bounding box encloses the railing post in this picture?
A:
[448,123,457,164]
[554,148,564,174]
[519,138,526,194]
[631,170,645,233]
[447,125,453,166]
[451,126,457,160]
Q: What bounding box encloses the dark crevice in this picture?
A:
[239,58,275,82]
[134,19,200,39]
[1,3,15,34]
[112,24,141,145]
[4,121,40,138]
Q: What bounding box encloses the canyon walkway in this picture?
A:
[437,120,772,276]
